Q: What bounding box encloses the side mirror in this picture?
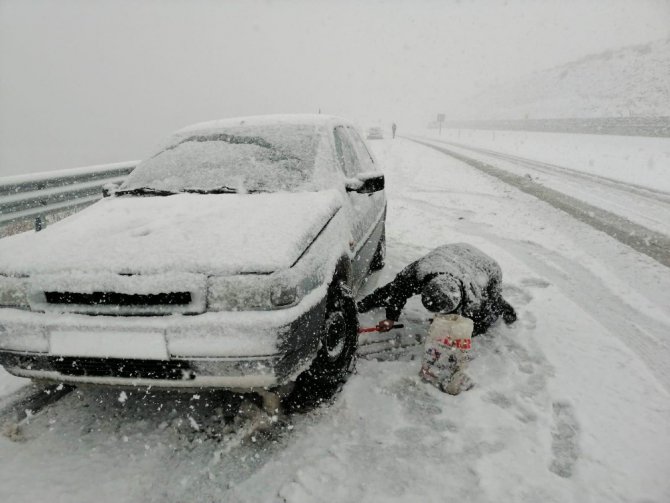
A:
[345,172,385,194]
[102,182,122,198]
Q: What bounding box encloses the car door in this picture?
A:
[332,126,380,288]
[346,126,386,227]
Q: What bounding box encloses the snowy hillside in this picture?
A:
[453,37,670,120]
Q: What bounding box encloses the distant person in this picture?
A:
[391,122,397,139]
[357,243,516,335]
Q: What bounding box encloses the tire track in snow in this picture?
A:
[408,138,670,269]
[416,137,670,236]
[0,383,73,427]
[419,137,670,204]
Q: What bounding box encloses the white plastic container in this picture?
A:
[419,313,474,394]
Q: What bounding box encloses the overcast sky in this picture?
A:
[1,0,669,177]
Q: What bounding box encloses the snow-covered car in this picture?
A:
[366,127,384,140]
[0,115,386,402]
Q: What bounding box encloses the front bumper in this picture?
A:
[0,352,284,389]
[0,290,327,390]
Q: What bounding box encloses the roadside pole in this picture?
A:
[437,113,445,135]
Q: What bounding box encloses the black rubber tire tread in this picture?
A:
[283,280,358,412]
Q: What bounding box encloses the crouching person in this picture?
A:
[357,243,516,393]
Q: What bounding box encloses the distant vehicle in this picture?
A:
[366,127,384,140]
[0,114,386,405]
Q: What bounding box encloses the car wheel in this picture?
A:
[283,279,358,412]
[369,228,386,272]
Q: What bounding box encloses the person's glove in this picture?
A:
[377,319,396,332]
[503,307,517,324]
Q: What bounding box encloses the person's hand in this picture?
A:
[377,319,395,332]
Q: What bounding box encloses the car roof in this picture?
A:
[176,114,352,135]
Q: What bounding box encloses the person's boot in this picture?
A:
[503,303,517,324]
[495,297,517,324]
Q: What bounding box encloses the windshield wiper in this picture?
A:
[182,186,239,194]
[181,186,269,194]
[115,187,179,197]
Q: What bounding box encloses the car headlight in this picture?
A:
[0,275,30,309]
[207,275,308,311]
[270,284,298,307]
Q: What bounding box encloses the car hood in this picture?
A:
[0,190,343,276]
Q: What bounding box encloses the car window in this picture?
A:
[333,126,362,177]
[122,124,322,193]
[346,127,376,172]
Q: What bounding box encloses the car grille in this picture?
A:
[45,291,192,306]
[52,357,195,380]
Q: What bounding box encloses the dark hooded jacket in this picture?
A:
[357,243,516,334]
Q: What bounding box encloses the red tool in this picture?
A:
[358,323,404,333]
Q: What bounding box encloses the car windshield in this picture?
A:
[121,123,322,193]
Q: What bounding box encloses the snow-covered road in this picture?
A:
[1,138,669,502]
[416,136,670,236]
[421,137,670,234]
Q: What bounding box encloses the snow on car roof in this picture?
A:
[176,114,351,135]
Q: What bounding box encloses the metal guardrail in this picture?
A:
[0,161,137,238]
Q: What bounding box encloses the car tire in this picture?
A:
[283,279,358,412]
[369,228,386,272]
